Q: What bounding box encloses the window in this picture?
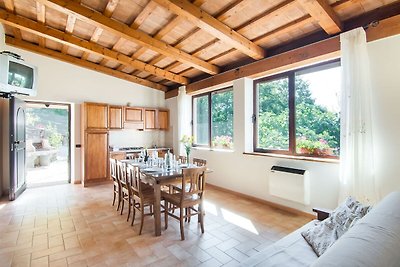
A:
[254,60,341,158]
[193,87,234,149]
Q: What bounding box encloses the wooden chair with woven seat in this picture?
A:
[163,166,207,240]
[178,155,187,164]
[192,158,207,166]
[127,165,158,235]
[116,160,131,221]
[110,158,120,210]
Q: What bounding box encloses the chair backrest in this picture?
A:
[116,160,127,186]
[178,155,187,163]
[110,158,117,181]
[181,166,207,203]
[128,165,144,198]
[192,158,207,166]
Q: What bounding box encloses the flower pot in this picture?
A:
[299,148,314,154]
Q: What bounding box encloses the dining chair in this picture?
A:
[163,166,207,240]
[192,158,207,166]
[178,155,187,164]
[127,165,157,235]
[116,160,130,220]
[110,158,120,210]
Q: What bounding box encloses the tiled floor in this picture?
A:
[0,183,311,267]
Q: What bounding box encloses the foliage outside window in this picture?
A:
[254,60,341,158]
[193,87,234,149]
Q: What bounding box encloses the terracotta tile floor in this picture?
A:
[0,183,311,267]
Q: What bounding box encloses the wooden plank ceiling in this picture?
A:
[0,0,398,92]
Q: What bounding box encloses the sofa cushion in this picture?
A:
[301,196,370,256]
[240,221,318,267]
[312,191,400,267]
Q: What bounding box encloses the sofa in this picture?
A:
[241,191,400,266]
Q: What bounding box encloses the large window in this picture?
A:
[254,60,341,158]
[193,87,234,149]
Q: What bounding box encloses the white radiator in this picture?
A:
[269,166,310,205]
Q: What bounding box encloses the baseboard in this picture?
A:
[83,179,112,187]
[206,183,315,219]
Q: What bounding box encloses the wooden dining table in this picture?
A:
[122,160,202,236]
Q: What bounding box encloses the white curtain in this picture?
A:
[339,28,378,204]
[177,87,191,156]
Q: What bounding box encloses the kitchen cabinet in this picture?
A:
[125,107,143,122]
[109,151,126,160]
[144,109,157,130]
[109,106,123,129]
[83,131,109,185]
[158,110,169,130]
[84,102,108,130]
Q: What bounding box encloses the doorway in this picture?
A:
[25,101,71,187]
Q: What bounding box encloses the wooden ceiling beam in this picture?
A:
[296,0,342,34]
[0,9,189,84]
[36,2,46,47]
[152,0,265,60]
[5,36,167,91]
[163,0,295,76]
[81,0,119,60]
[4,0,21,39]
[184,13,400,94]
[130,0,207,66]
[36,0,219,74]
[61,14,76,54]
[102,1,158,67]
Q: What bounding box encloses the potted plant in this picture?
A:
[180,135,194,164]
[212,135,233,149]
[297,137,332,156]
[297,137,316,154]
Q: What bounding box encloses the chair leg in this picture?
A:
[112,186,116,206]
[199,204,204,234]
[180,207,185,241]
[116,191,121,211]
[127,198,131,222]
[120,197,125,215]
[139,206,145,235]
[164,201,168,230]
[131,202,136,226]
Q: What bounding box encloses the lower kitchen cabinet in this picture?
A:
[83,131,109,186]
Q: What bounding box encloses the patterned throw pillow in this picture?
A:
[301,197,371,256]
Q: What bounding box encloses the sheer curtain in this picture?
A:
[339,28,378,204]
[177,87,191,156]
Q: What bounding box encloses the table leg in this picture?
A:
[153,183,161,236]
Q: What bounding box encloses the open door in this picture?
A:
[9,96,27,200]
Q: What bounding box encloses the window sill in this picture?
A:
[243,152,339,164]
[192,147,234,153]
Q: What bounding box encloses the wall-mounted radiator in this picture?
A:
[269,166,310,205]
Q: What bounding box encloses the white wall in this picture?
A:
[0,25,167,188]
[167,34,400,214]
[369,34,400,198]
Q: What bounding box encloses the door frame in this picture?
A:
[25,100,72,184]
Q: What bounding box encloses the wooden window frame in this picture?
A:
[253,59,341,159]
[192,86,233,148]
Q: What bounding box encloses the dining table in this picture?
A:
[121,160,205,236]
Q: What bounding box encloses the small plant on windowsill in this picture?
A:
[297,137,332,156]
[180,135,194,164]
[212,135,233,149]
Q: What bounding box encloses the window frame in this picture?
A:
[192,86,234,148]
[253,59,341,159]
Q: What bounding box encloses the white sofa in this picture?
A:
[241,191,400,267]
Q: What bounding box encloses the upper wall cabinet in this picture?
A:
[109,105,123,129]
[124,107,144,130]
[125,107,143,122]
[144,108,157,130]
[84,102,108,130]
[158,110,169,130]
